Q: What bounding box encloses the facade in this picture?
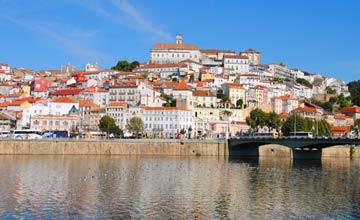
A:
[81,87,109,108]
[141,106,193,138]
[240,49,261,65]
[109,81,141,107]
[49,97,79,115]
[341,106,360,120]
[30,114,81,135]
[221,83,246,107]
[223,55,249,74]
[271,95,299,114]
[150,35,201,64]
[192,90,217,108]
[105,102,128,130]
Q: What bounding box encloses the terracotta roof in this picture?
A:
[334,114,351,120]
[175,80,188,90]
[107,102,128,107]
[193,90,216,97]
[242,48,260,53]
[224,55,249,59]
[139,63,187,69]
[226,83,244,89]
[279,112,289,119]
[51,97,77,103]
[141,106,190,111]
[331,126,351,132]
[273,95,297,100]
[79,100,89,107]
[294,106,316,113]
[0,102,10,107]
[9,100,28,106]
[52,88,83,95]
[341,106,360,114]
[153,43,197,50]
[199,49,234,54]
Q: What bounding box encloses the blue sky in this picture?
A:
[1,0,359,82]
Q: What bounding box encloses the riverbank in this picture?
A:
[0,140,358,158]
[0,139,228,156]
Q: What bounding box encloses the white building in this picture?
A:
[223,55,249,74]
[141,106,193,138]
[49,97,79,115]
[150,34,201,64]
[22,103,49,128]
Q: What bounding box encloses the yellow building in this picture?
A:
[222,83,246,107]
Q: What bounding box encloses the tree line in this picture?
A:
[245,108,332,136]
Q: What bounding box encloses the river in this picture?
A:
[0,155,359,219]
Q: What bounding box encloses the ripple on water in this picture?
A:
[0,156,359,219]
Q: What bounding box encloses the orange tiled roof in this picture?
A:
[153,43,197,50]
[192,90,215,97]
[140,106,190,111]
[0,102,10,107]
[175,80,188,90]
[199,49,234,54]
[294,106,316,113]
[51,97,77,103]
[226,83,244,89]
[341,106,360,113]
[224,55,248,59]
[334,114,351,120]
[107,102,127,107]
[331,126,351,132]
[9,100,28,106]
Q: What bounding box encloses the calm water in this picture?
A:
[0,155,359,219]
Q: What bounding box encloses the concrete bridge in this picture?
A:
[228,137,360,159]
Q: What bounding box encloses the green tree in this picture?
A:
[126,117,144,138]
[236,99,244,108]
[220,110,233,120]
[296,78,313,88]
[160,92,173,107]
[111,60,139,71]
[316,119,332,136]
[347,80,360,106]
[246,108,268,130]
[281,114,311,136]
[98,116,123,137]
[266,111,282,132]
[337,93,351,108]
[216,89,226,100]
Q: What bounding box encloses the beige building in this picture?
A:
[271,95,299,114]
[240,49,261,65]
[192,90,217,108]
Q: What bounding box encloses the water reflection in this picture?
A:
[0,155,359,219]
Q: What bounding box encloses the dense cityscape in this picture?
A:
[0,34,359,139]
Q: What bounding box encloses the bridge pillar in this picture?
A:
[292,148,322,160]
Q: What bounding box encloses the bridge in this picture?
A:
[228,137,360,159]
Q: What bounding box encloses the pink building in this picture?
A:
[30,114,81,136]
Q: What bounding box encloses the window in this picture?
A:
[63,121,68,126]
[43,121,47,125]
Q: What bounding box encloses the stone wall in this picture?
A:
[0,140,227,156]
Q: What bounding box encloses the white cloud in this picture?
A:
[109,0,171,40]
[0,13,114,62]
[76,0,172,41]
